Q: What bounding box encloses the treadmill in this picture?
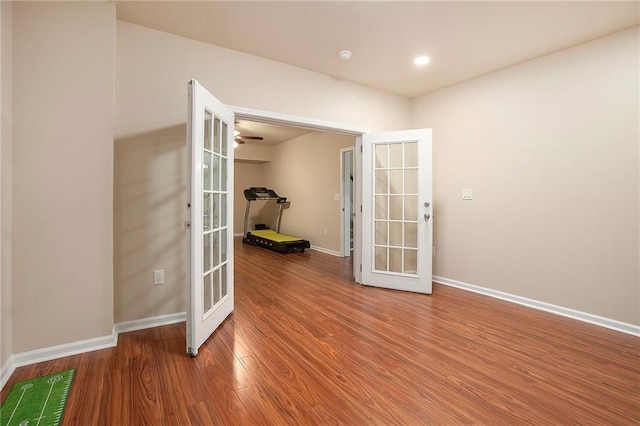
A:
[242,187,311,253]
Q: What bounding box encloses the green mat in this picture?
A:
[1,369,75,426]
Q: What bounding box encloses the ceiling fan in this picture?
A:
[234,133,263,145]
[234,122,264,145]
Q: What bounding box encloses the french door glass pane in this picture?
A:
[212,230,220,268]
[201,110,230,315]
[375,246,387,271]
[389,143,403,168]
[221,194,227,226]
[204,111,212,151]
[221,122,228,156]
[389,222,402,246]
[221,264,228,297]
[203,272,212,312]
[404,223,418,248]
[405,142,418,167]
[212,269,220,304]
[221,228,227,262]
[389,196,402,220]
[404,249,418,274]
[212,193,220,229]
[372,141,419,276]
[389,170,403,194]
[375,144,388,168]
[212,155,220,191]
[203,193,211,231]
[375,196,388,220]
[221,158,227,191]
[389,248,402,273]
[375,221,387,245]
[404,196,418,221]
[203,234,211,272]
[375,170,387,193]
[405,169,418,194]
[203,152,212,191]
[214,117,220,154]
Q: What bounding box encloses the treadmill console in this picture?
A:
[244,187,287,203]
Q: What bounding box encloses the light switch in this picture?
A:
[462,188,473,200]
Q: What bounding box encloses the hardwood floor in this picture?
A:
[3,239,639,424]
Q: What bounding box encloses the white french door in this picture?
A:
[361,129,433,293]
[186,80,234,356]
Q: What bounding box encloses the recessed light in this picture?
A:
[414,56,430,66]
[338,50,352,61]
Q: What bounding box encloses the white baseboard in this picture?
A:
[234,233,244,237]
[115,312,186,334]
[433,275,640,337]
[1,355,16,390]
[1,330,118,389]
[1,312,187,390]
[310,245,341,257]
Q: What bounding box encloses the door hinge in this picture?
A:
[184,221,191,230]
[360,205,363,213]
[360,264,362,272]
[187,202,191,208]
[360,145,363,153]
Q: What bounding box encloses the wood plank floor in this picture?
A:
[3,238,639,424]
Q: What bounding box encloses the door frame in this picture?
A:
[340,147,354,258]
[229,105,368,282]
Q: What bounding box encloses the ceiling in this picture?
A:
[115,1,639,98]
[235,120,310,146]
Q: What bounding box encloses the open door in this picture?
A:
[186,80,234,356]
[361,129,433,293]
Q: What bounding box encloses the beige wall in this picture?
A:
[12,2,116,352]
[234,162,265,236]
[412,27,640,325]
[234,144,272,164]
[262,132,354,253]
[114,126,186,323]
[114,21,409,323]
[115,21,410,141]
[1,0,13,367]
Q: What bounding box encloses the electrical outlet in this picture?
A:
[323,229,328,236]
[462,188,473,200]
[153,269,165,285]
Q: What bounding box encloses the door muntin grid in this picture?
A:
[372,141,419,276]
[202,111,230,315]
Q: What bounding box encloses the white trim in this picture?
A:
[1,330,118,389]
[234,232,244,237]
[229,105,366,281]
[115,312,186,334]
[310,245,341,257]
[229,105,369,136]
[1,313,188,390]
[433,275,640,337]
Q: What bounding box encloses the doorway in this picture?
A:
[231,106,367,282]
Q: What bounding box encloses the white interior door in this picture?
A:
[361,129,433,293]
[186,80,234,356]
[340,148,354,257]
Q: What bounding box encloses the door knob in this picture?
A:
[424,213,431,221]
